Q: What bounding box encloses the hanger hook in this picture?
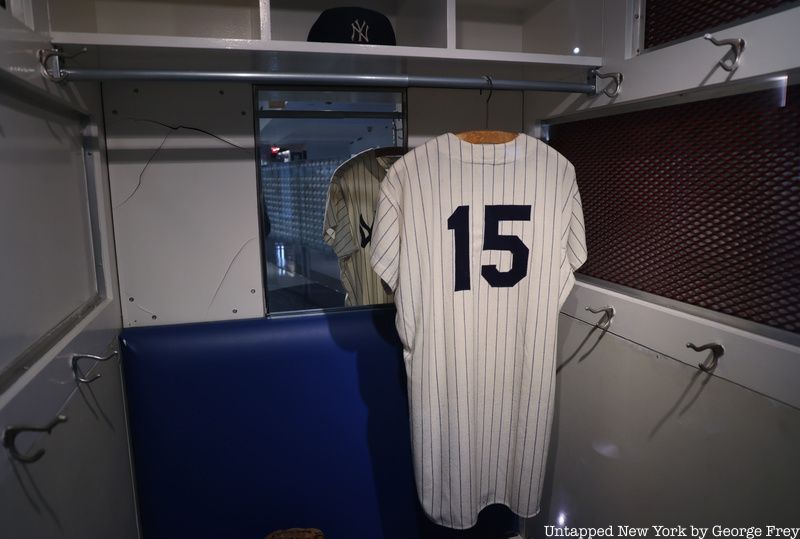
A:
[480,75,494,103]
[479,75,494,129]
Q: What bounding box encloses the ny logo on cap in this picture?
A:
[351,19,369,43]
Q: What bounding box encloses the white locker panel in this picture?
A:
[562,278,800,410]
[104,82,264,327]
[536,313,800,526]
[0,86,97,379]
[0,356,139,539]
[1,11,135,539]
[546,3,800,117]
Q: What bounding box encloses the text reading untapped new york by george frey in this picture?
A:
[544,526,800,539]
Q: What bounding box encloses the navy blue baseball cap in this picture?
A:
[307,7,396,46]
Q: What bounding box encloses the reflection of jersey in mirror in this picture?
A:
[323,147,404,306]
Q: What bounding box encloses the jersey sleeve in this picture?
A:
[322,178,358,258]
[558,163,588,307]
[370,167,402,291]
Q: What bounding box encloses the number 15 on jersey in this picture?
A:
[447,204,532,292]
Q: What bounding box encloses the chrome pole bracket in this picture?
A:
[592,69,623,98]
[37,47,87,83]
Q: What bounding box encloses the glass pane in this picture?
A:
[257,89,404,313]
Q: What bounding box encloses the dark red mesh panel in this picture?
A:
[549,85,800,334]
[644,0,797,49]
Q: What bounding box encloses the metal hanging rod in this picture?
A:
[53,67,598,95]
[39,49,622,96]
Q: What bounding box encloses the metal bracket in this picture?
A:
[703,33,745,72]
[592,69,623,98]
[71,351,118,384]
[2,415,68,463]
[686,341,725,372]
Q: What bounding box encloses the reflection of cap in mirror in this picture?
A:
[307,7,396,46]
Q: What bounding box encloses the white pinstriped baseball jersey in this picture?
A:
[323,148,400,306]
[370,133,587,529]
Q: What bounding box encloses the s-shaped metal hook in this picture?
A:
[2,415,68,463]
[703,33,745,72]
[686,341,725,372]
[586,305,616,331]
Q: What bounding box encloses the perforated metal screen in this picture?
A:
[644,0,797,49]
[549,85,800,334]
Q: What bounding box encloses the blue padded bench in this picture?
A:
[121,306,516,538]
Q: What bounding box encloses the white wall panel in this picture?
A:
[104,82,264,327]
[522,0,604,57]
[455,3,523,53]
[48,0,260,39]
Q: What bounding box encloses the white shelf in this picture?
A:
[46,0,603,77]
[50,32,601,74]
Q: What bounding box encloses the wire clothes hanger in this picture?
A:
[456,75,519,144]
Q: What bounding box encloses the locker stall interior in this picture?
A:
[1,1,799,538]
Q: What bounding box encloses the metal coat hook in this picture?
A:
[3,415,68,463]
[687,342,725,372]
[71,351,118,384]
[592,69,623,98]
[703,33,745,72]
[480,75,493,129]
[586,305,615,330]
